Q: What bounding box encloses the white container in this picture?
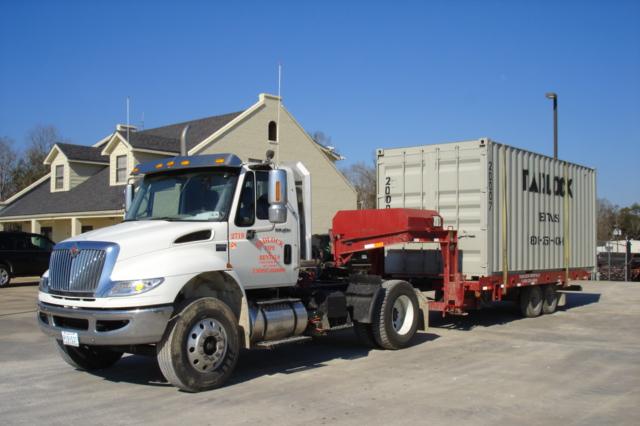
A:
[377,138,597,279]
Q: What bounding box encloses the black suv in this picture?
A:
[0,232,54,287]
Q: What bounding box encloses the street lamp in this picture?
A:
[545,92,558,159]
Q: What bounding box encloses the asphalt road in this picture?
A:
[0,280,638,425]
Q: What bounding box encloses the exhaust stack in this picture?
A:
[180,125,190,156]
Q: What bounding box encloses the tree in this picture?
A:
[617,203,640,240]
[11,125,66,192]
[343,158,377,209]
[597,198,619,244]
[308,131,332,148]
[0,137,18,201]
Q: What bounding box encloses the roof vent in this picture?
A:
[116,124,137,132]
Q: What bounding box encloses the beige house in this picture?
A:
[0,94,356,241]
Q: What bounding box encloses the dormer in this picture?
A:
[102,125,177,186]
[44,143,109,192]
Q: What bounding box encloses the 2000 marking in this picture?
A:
[384,177,391,208]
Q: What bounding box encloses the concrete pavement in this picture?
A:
[0,280,638,425]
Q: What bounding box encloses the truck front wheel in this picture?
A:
[56,341,123,370]
[157,298,239,392]
[372,280,419,350]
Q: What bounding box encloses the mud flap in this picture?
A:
[415,290,429,331]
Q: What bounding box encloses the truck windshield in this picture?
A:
[125,169,239,222]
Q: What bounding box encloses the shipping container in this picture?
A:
[377,138,597,279]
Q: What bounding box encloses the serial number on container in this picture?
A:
[529,236,564,246]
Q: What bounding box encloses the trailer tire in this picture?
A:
[519,286,543,318]
[542,285,559,314]
[56,341,123,370]
[157,297,239,392]
[372,280,419,350]
[353,321,379,348]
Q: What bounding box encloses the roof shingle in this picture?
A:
[56,143,108,163]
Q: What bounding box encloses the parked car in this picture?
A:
[0,231,54,287]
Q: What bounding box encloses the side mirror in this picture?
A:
[125,183,134,213]
[268,169,287,223]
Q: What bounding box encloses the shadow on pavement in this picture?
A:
[6,280,39,288]
[87,329,439,389]
[429,291,602,331]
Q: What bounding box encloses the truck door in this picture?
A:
[228,170,298,289]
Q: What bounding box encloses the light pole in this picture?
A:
[545,92,558,159]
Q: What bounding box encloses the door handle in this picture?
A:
[246,230,256,240]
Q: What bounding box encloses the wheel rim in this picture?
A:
[186,318,228,373]
[0,268,8,286]
[391,295,414,335]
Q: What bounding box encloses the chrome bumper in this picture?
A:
[37,302,173,346]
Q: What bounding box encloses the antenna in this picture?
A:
[126,96,130,143]
[276,63,282,165]
[141,111,145,130]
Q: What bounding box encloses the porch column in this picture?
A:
[70,217,81,237]
[0,223,4,231]
[30,219,41,234]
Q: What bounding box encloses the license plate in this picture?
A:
[61,331,79,347]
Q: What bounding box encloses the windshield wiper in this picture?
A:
[146,216,183,221]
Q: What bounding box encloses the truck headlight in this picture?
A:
[106,278,164,297]
[39,270,50,292]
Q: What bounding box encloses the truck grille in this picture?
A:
[49,248,107,294]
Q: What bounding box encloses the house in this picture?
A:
[0,94,357,241]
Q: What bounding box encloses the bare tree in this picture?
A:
[0,137,18,200]
[597,198,620,244]
[343,158,377,209]
[11,125,66,191]
[309,131,332,148]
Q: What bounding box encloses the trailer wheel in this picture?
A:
[519,286,543,318]
[372,280,419,350]
[542,285,559,314]
[56,341,123,370]
[353,321,379,348]
[157,298,239,392]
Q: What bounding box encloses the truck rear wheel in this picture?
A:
[157,298,239,392]
[353,321,379,348]
[519,286,543,318]
[56,341,123,370]
[542,285,559,314]
[372,280,419,350]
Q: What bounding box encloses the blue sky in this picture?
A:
[1,0,638,206]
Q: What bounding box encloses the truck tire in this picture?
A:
[519,286,543,318]
[353,321,379,348]
[0,264,11,287]
[56,341,123,370]
[157,298,239,392]
[542,285,559,314]
[372,280,419,350]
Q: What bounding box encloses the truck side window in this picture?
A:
[256,171,270,220]
[235,172,255,227]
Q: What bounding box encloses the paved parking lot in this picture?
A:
[0,280,638,425]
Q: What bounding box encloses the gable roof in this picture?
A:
[56,143,109,164]
[123,111,244,153]
[0,167,123,218]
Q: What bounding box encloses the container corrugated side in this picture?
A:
[377,139,596,278]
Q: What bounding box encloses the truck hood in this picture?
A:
[64,220,226,261]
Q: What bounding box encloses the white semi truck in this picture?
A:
[38,148,590,392]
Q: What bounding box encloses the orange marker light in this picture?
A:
[132,167,139,173]
[275,181,281,202]
[215,158,225,164]
[155,163,163,169]
[180,160,190,166]
[167,161,175,167]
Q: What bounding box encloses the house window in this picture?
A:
[81,225,93,233]
[268,121,277,142]
[55,165,64,189]
[116,155,128,183]
[41,227,53,240]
